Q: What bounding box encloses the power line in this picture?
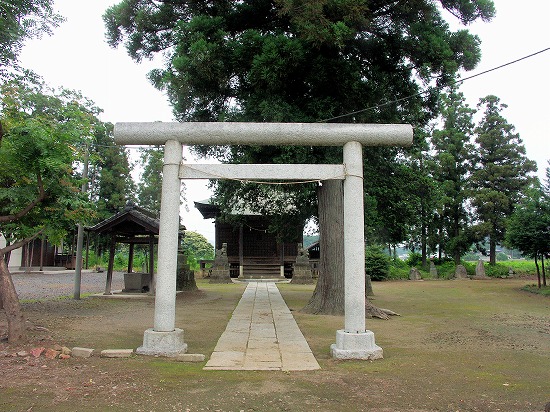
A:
[318,47,550,123]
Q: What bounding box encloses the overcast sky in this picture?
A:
[18,0,550,244]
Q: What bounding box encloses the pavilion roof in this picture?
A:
[87,202,185,236]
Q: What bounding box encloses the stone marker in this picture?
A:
[291,244,314,284]
[429,261,438,278]
[176,252,198,291]
[72,347,94,358]
[473,259,490,279]
[100,349,134,358]
[454,264,468,279]
[209,243,232,284]
[409,267,422,281]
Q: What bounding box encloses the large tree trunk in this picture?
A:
[535,254,541,288]
[301,180,398,319]
[542,255,547,287]
[489,237,497,266]
[0,255,27,343]
[302,180,345,315]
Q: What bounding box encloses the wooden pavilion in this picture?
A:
[87,202,184,294]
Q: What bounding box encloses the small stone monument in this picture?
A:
[473,259,490,279]
[291,244,314,284]
[209,243,232,283]
[409,267,422,281]
[429,260,438,278]
[454,264,468,279]
[176,252,197,291]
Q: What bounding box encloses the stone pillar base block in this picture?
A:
[136,328,188,357]
[330,329,383,360]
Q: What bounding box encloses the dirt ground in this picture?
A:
[1,278,549,412]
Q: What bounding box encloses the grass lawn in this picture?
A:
[1,278,549,411]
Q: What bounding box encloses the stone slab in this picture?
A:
[204,282,320,371]
[72,347,94,358]
[100,349,134,358]
[175,353,206,362]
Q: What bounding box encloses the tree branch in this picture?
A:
[0,171,46,223]
[0,229,44,257]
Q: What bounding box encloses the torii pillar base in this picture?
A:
[330,330,383,360]
[136,328,188,357]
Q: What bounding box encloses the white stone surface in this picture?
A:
[154,140,183,332]
[71,347,94,358]
[204,282,320,371]
[136,328,188,357]
[180,163,346,180]
[330,330,383,360]
[115,122,413,147]
[100,349,134,358]
[343,141,366,333]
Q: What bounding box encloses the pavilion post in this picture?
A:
[136,140,188,356]
[127,243,134,274]
[148,235,155,294]
[104,235,116,295]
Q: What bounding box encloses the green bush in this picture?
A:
[496,252,509,261]
[521,284,550,296]
[463,252,480,261]
[405,251,423,267]
[365,246,390,281]
[389,258,414,280]
[485,264,511,278]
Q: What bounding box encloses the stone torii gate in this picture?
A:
[114,122,412,360]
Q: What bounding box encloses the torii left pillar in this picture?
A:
[136,140,188,356]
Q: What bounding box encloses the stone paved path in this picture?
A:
[204,282,320,371]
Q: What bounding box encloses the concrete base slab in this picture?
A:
[330,329,383,360]
[136,328,188,357]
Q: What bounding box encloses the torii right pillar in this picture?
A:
[330,141,383,360]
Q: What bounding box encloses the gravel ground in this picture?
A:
[10,269,125,300]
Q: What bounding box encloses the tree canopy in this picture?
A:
[104,0,495,244]
[104,0,493,124]
[0,0,64,77]
[470,95,537,264]
[0,75,100,248]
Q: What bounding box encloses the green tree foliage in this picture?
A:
[136,146,164,215]
[506,170,550,287]
[104,0,493,124]
[365,245,390,281]
[182,231,214,261]
[0,74,99,342]
[88,122,135,220]
[430,87,476,264]
[0,75,99,244]
[470,95,537,265]
[0,0,64,77]
[103,0,494,247]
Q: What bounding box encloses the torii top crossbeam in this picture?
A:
[114,122,412,147]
